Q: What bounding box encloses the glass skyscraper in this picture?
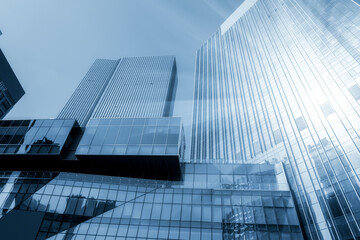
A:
[57,56,177,127]
[191,0,360,239]
[0,53,303,239]
[0,49,25,119]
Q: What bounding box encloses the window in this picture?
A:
[348,84,360,101]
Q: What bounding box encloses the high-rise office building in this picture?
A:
[0,53,303,239]
[58,56,177,127]
[0,49,25,119]
[191,0,360,239]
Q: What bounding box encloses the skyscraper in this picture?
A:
[0,53,303,239]
[58,56,177,126]
[191,0,360,239]
[0,49,25,119]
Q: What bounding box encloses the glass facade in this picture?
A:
[0,119,78,157]
[57,59,119,127]
[0,163,302,240]
[190,0,360,239]
[0,49,25,119]
[91,56,178,119]
[57,56,178,127]
[76,118,184,158]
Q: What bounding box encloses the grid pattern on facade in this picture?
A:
[91,56,176,119]
[57,59,119,127]
[76,118,183,157]
[0,86,13,119]
[190,0,360,239]
[0,163,302,240]
[0,119,77,155]
[0,49,25,119]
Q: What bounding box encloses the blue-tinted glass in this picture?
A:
[157,118,169,126]
[99,119,111,126]
[103,126,119,144]
[165,145,178,155]
[9,127,27,144]
[349,84,360,100]
[147,118,158,126]
[139,145,152,155]
[154,126,167,144]
[45,127,61,142]
[113,145,127,155]
[76,145,89,154]
[63,120,75,127]
[141,126,155,144]
[169,118,180,126]
[39,146,51,154]
[88,119,100,126]
[89,145,101,154]
[166,127,179,144]
[54,127,71,143]
[0,146,6,153]
[5,145,18,153]
[10,120,23,127]
[110,118,122,125]
[51,145,61,154]
[0,128,16,144]
[42,120,53,127]
[207,164,221,174]
[126,145,139,155]
[80,127,96,145]
[133,119,145,125]
[101,145,114,154]
[171,205,181,220]
[295,116,307,131]
[128,126,143,144]
[152,146,166,155]
[121,118,133,126]
[33,120,43,127]
[91,126,108,145]
[116,126,131,144]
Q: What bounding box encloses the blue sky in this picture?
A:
[0,0,242,135]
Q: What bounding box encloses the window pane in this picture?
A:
[91,126,108,145]
[128,126,143,144]
[103,126,119,144]
[154,126,167,144]
[116,126,131,144]
[141,126,155,144]
[167,127,179,144]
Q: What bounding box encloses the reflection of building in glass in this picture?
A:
[0,52,303,238]
[0,26,308,240]
[57,56,177,126]
[0,49,25,118]
[190,0,360,239]
[0,119,78,157]
[76,117,184,158]
[0,163,302,239]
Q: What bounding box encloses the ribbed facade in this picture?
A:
[92,56,177,119]
[57,59,118,126]
[190,0,360,239]
[58,56,177,126]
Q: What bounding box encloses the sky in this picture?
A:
[0,0,243,139]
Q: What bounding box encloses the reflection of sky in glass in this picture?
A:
[0,0,245,159]
[76,117,183,157]
[0,119,76,155]
[191,0,360,239]
[0,161,301,239]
